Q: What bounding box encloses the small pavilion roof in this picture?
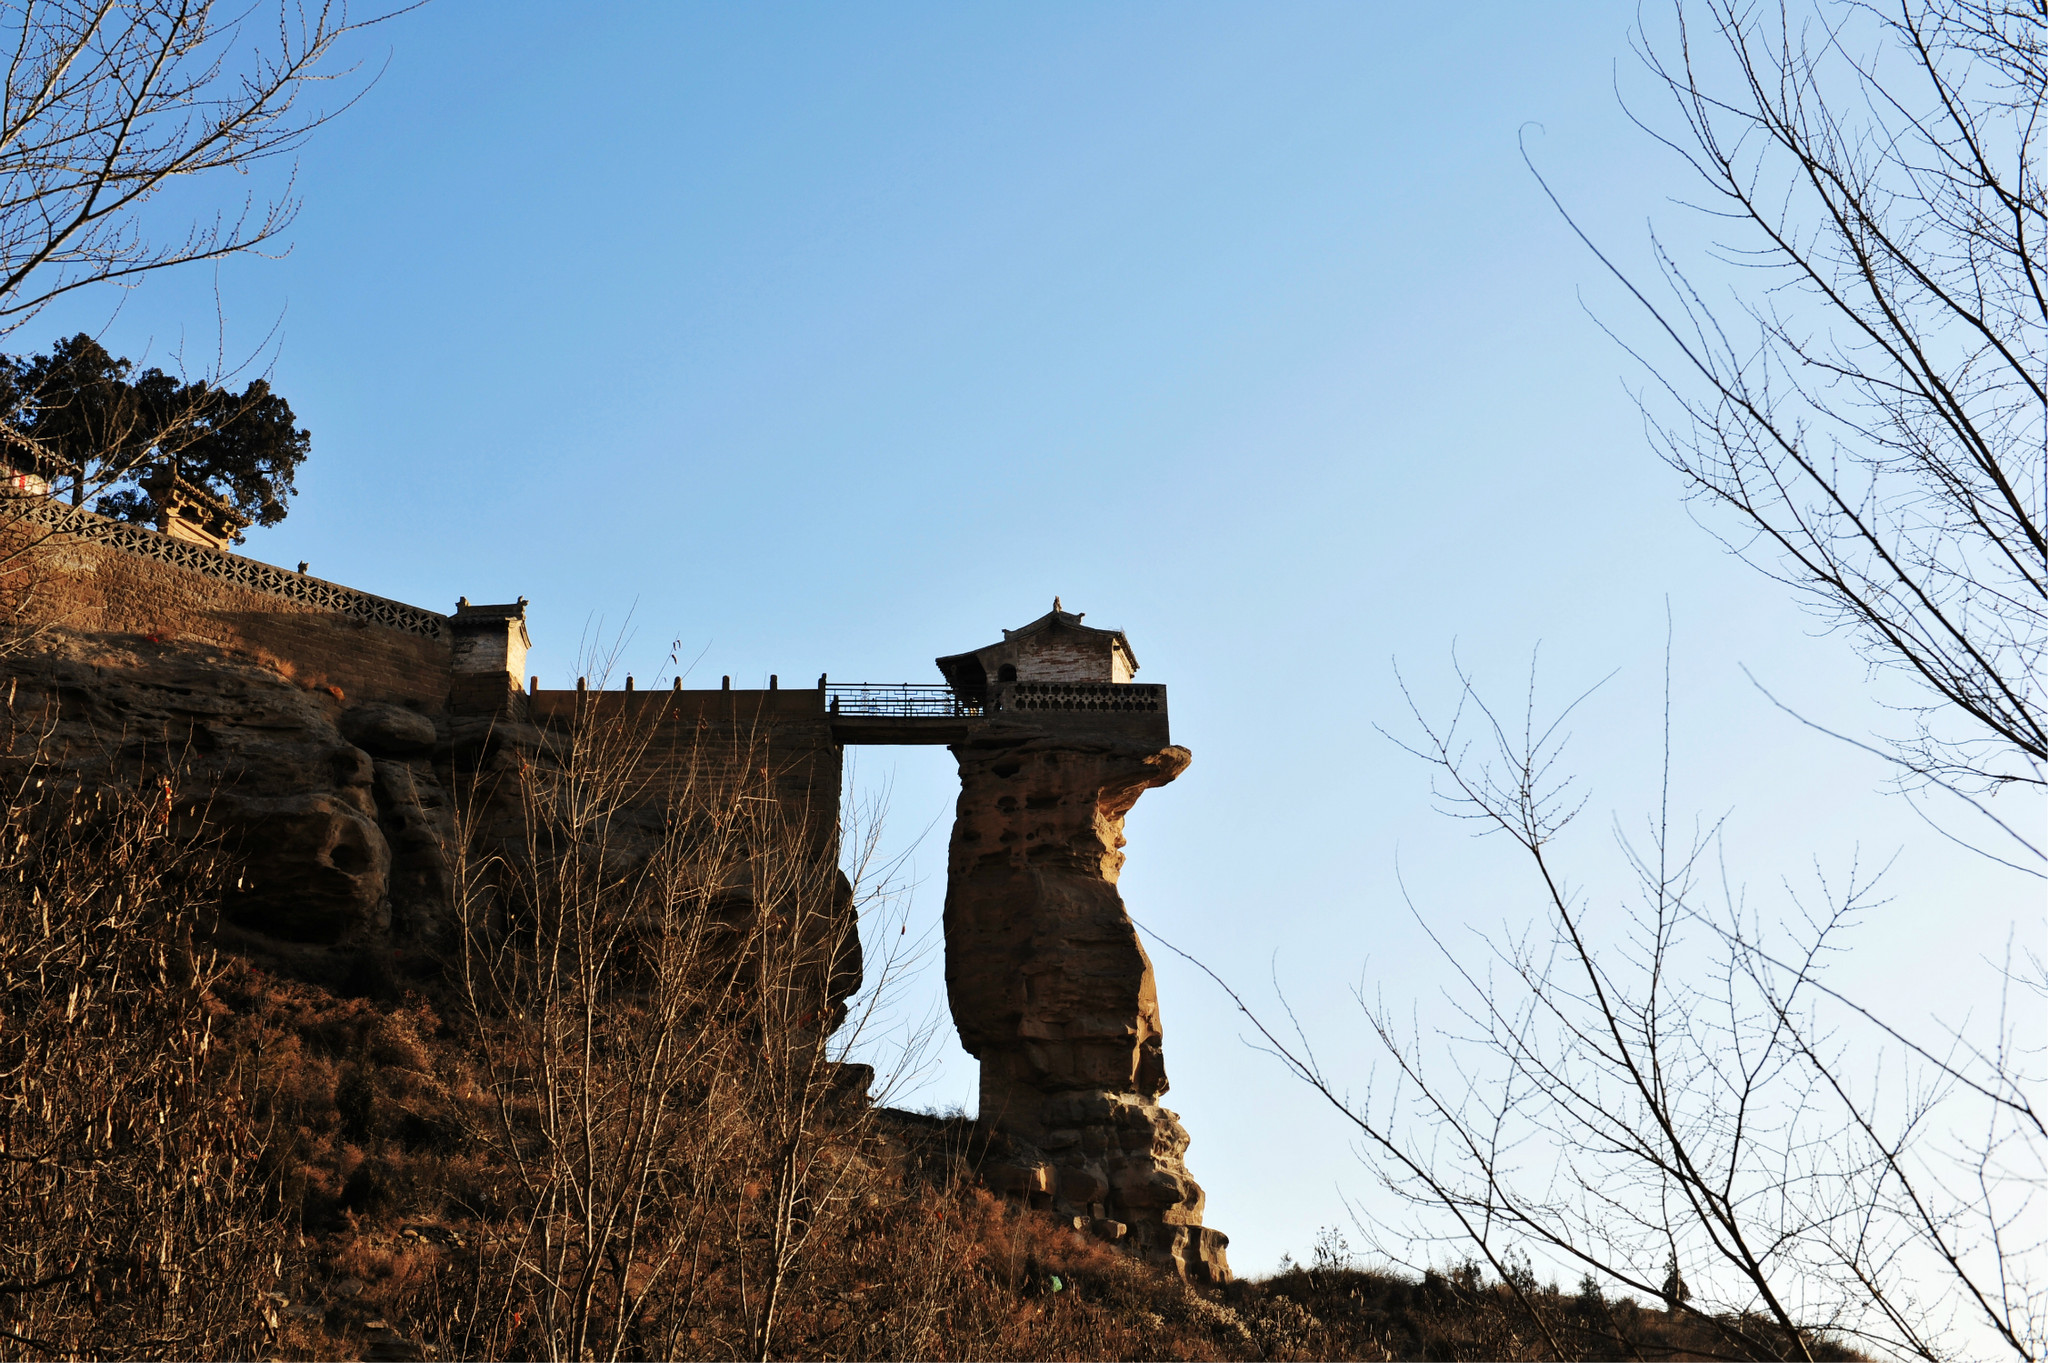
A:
[142,462,252,530]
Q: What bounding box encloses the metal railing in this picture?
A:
[826,683,981,718]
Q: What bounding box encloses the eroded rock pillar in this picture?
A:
[944,732,1230,1283]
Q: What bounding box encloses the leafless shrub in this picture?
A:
[0,759,293,1359]
[430,684,904,1362]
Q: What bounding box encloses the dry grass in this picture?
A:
[7,918,1873,1361]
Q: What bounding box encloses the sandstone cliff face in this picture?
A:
[0,632,450,952]
[946,734,1230,1284]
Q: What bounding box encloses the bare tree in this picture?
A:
[1163,654,2043,1360]
[0,0,393,608]
[1536,0,2046,798]
[0,0,384,335]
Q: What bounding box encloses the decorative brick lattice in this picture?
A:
[19,498,447,640]
[1000,681,1164,713]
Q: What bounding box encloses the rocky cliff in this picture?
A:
[3,630,453,953]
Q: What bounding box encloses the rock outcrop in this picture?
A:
[1,631,418,951]
[945,732,1230,1284]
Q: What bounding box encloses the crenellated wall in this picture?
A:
[0,498,853,976]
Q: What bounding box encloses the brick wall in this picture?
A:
[0,504,453,707]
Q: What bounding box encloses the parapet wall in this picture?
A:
[0,498,452,707]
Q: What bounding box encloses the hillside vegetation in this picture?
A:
[0,736,1868,1362]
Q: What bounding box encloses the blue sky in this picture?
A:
[36,2,2041,1280]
